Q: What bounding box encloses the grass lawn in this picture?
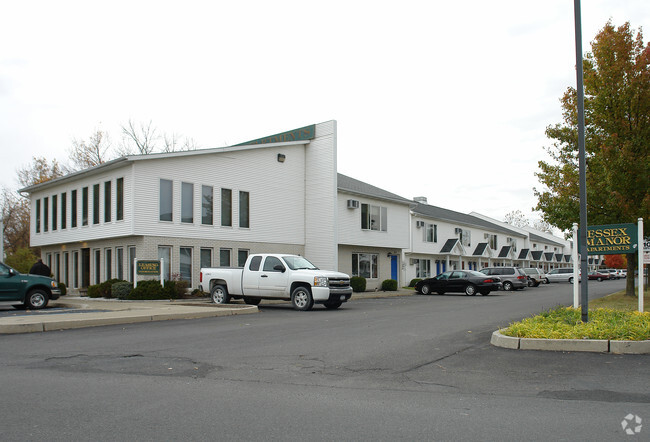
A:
[502,287,650,341]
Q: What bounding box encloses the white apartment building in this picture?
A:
[20,120,574,293]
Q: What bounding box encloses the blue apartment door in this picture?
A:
[390,255,398,282]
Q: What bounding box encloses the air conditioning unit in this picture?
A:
[416,221,425,228]
[347,199,360,209]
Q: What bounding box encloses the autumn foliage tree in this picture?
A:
[534,21,649,296]
[603,254,627,269]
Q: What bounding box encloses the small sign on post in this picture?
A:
[133,259,164,288]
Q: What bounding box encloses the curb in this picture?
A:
[0,304,258,334]
[490,330,650,354]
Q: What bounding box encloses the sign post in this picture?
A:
[572,223,579,309]
[639,218,644,312]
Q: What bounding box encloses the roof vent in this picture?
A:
[413,196,428,204]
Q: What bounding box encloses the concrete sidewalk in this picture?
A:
[0,289,415,334]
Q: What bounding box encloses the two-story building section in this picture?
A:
[20,121,340,291]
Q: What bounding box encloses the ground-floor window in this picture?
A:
[105,249,112,280]
[200,248,212,269]
[94,249,101,284]
[237,249,249,267]
[116,248,124,280]
[180,247,192,284]
[220,248,231,267]
[72,251,79,289]
[158,246,171,282]
[352,253,378,279]
[415,259,431,278]
[63,252,69,287]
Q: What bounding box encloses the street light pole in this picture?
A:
[574,0,589,322]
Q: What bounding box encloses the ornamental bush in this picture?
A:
[128,279,165,300]
[381,279,398,291]
[350,276,366,293]
[112,281,133,300]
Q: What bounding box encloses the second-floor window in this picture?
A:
[93,184,100,224]
[507,237,518,252]
[485,233,497,250]
[82,187,89,226]
[181,182,193,223]
[35,199,41,233]
[116,178,124,221]
[239,191,249,228]
[424,223,437,243]
[361,203,387,231]
[160,179,173,222]
[104,181,111,222]
[221,188,232,227]
[202,185,213,225]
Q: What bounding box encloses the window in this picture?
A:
[94,249,101,284]
[221,188,232,226]
[54,253,60,281]
[105,249,112,280]
[263,256,283,272]
[44,197,49,232]
[160,179,173,222]
[238,249,249,267]
[116,248,124,280]
[35,199,41,233]
[457,228,471,247]
[239,191,249,228]
[415,259,431,278]
[181,182,194,223]
[220,248,231,267]
[116,177,124,221]
[201,185,213,225]
[248,255,262,271]
[104,181,111,222]
[82,187,89,226]
[71,190,77,228]
[63,252,69,286]
[424,224,437,243]
[507,237,518,252]
[72,251,79,289]
[485,233,497,250]
[200,248,212,269]
[128,246,136,282]
[158,246,171,281]
[180,247,192,284]
[361,203,387,231]
[352,253,378,278]
[61,193,67,229]
[52,194,57,230]
[93,184,100,224]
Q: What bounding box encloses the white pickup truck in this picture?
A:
[199,254,352,311]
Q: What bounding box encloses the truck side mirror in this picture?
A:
[273,264,286,273]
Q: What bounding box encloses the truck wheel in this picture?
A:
[291,286,314,311]
[243,297,261,305]
[323,300,342,309]
[26,289,49,310]
[211,285,230,304]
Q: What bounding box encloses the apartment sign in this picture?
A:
[579,223,638,255]
[136,260,161,275]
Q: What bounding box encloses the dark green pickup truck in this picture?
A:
[0,262,61,309]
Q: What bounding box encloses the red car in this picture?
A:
[587,271,610,281]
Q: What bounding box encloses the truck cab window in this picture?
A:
[248,256,262,271]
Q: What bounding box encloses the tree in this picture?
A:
[504,210,529,228]
[120,119,159,155]
[534,21,649,296]
[16,156,64,188]
[68,129,113,170]
[603,254,627,269]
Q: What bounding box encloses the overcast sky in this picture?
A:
[1,0,647,225]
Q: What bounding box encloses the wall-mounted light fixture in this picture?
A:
[277,154,286,163]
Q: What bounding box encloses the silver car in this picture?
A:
[478,267,528,291]
[522,268,547,287]
[546,268,576,283]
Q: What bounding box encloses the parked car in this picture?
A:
[478,267,528,291]
[617,269,627,278]
[0,261,61,309]
[603,269,620,280]
[414,270,501,296]
[588,271,610,281]
[545,268,576,283]
[522,268,547,287]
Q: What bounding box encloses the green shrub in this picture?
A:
[87,284,101,298]
[162,280,189,299]
[350,276,366,293]
[5,248,40,274]
[112,281,133,300]
[381,279,398,291]
[408,278,422,287]
[128,279,165,300]
[99,279,126,299]
[57,282,67,296]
